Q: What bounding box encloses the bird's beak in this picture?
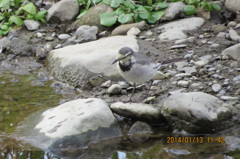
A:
[112,59,119,64]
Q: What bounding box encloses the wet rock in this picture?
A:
[158,17,205,41]
[225,0,240,13]
[229,29,240,42]
[68,3,112,32]
[212,24,227,33]
[19,98,121,150]
[162,2,185,21]
[76,25,98,42]
[128,121,152,143]
[108,84,122,95]
[47,0,79,23]
[222,43,240,61]
[111,21,146,36]
[48,36,138,88]
[110,102,162,120]
[212,83,221,93]
[58,34,71,40]
[24,20,40,31]
[161,92,237,133]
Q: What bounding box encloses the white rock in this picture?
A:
[108,84,122,95]
[158,17,205,41]
[220,96,239,101]
[212,83,221,93]
[48,36,138,87]
[24,20,40,31]
[225,0,240,12]
[35,98,116,138]
[177,80,189,87]
[127,27,141,36]
[110,102,161,119]
[229,29,240,42]
[162,2,185,21]
[222,43,240,61]
[58,34,71,40]
[76,25,98,42]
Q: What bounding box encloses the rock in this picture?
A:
[0,37,11,52]
[212,83,221,93]
[58,34,71,40]
[170,44,187,49]
[225,136,240,150]
[216,32,227,38]
[24,20,40,31]
[110,102,162,120]
[158,17,205,41]
[233,75,240,83]
[127,27,141,36]
[190,82,204,89]
[161,2,185,21]
[227,21,237,28]
[212,24,227,33]
[229,29,240,42]
[47,0,79,23]
[222,43,240,61]
[197,8,210,20]
[18,98,121,150]
[35,45,47,60]
[107,84,122,95]
[161,92,237,133]
[76,25,98,42]
[225,0,240,13]
[68,3,112,32]
[47,36,138,88]
[177,80,189,87]
[111,21,145,35]
[175,39,187,44]
[128,121,152,143]
[220,96,239,101]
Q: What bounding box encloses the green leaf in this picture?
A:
[92,0,101,3]
[0,24,8,30]
[102,0,111,5]
[110,0,124,8]
[118,13,132,24]
[86,0,91,9]
[148,11,164,23]
[76,9,87,19]
[155,2,169,10]
[207,3,212,12]
[34,10,47,20]
[21,2,37,14]
[212,3,221,12]
[115,7,124,15]
[100,12,117,26]
[184,5,196,15]
[137,5,150,19]
[14,0,22,7]
[0,0,10,10]
[123,0,135,9]
[0,15,4,21]
[9,15,23,26]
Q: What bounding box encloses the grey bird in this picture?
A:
[112,47,159,101]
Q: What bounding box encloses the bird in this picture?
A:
[112,47,159,101]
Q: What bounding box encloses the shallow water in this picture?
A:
[0,72,240,159]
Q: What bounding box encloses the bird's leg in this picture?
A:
[145,80,154,99]
[129,83,136,102]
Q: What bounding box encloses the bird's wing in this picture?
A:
[134,53,152,65]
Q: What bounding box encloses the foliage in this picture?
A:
[77,0,221,27]
[0,0,47,36]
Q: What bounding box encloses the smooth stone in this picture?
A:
[76,25,98,42]
[24,20,40,31]
[190,82,204,89]
[112,21,145,35]
[170,44,187,49]
[47,0,79,23]
[194,60,208,67]
[161,92,236,133]
[161,2,185,21]
[228,21,237,28]
[212,24,227,33]
[233,75,240,82]
[58,34,71,40]
[110,102,162,120]
[187,37,196,43]
[107,84,122,95]
[225,0,240,13]
[127,27,141,36]
[212,84,221,93]
[217,32,227,38]
[158,17,205,41]
[229,29,240,42]
[220,96,239,101]
[222,43,240,61]
[177,80,189,87]
[175,39,187,44]
[47,36,138,88]
[100,80,111,88]
[128,121,152,143]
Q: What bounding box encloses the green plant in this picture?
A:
[0,0,47,36]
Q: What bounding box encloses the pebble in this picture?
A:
[227,21,237,28]
[58,34,71,40]
[175,39,187,44]
[44,44,53,52]
[211,43,220,48]
[108,84,122,95]
[177,80,189,87]
[233,75,240,82]
[175,73,192,77]
[216,32,226,38]
[55,44,62,49]
[194,60,208,67]
[234,23,240,29]
[220,96,239,101]
[127,27,141,36]
[101,80,111,88]
[118,81,129,89]
[36,32,44,38]
[45,36,54,41]
[190,82,204,89]
[187,37,195,43]
[144,96,156,103]
[229,29,240,42]
[199,35,204,38]
[212,84,221,93]
[170,44,187,49]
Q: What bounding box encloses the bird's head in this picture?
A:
[112,47,134,64]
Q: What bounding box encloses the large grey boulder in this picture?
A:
[158,17,205,41]
[47,0,79,23]
[18,98,121,151]
[222,43,240,61]
[161,92,239,134]
[161,2,185,21]
[47,36,138,88]
[225,0,240,13]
